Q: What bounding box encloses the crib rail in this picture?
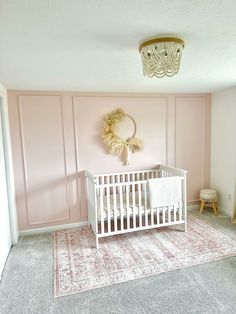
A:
[159,164,187,177]
[94,168,160,186]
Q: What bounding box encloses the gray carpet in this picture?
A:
[0,209,236,314]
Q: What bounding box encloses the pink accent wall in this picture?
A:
[7,91,211,231]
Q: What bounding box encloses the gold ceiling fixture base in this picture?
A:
[139,37,185,52]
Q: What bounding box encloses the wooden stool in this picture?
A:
[199,189,218,215]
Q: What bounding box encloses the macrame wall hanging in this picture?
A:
[102,108,143,165]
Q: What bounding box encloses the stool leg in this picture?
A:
[200,200,205,214]
[216,202,219,215]
[212,201,218,216]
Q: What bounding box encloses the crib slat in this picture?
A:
[131,173,135,183]
[151,206,154,226]
[126,184,130,230]
[141,173,144,190]
[122,174,125,182]
[116,175,120,194]
[100,188,104,234]
[122,174,125,193]
[168,206,171,223]
[162,207,165,224]
[107,186,111,233]
[144,183,148,227]
[132,183,136,229]
[119,185,124,231]
[157,207,160,225]
[113,186,117,232]
[138,183,142,228]
[127,174,131,193]
[179,202,182,221]
[174,204,177,222]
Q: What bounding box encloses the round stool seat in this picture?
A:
[200,189,217,201]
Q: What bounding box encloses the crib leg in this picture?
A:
[184,221,187,233]
[96,235,99,250]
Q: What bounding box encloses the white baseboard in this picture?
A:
[218,206,232,217]
[19,221,88,236]
[188,203,232,218]
[18,204,216,236]
[187,204,199,211]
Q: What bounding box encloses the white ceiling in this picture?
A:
[0,0,236,93]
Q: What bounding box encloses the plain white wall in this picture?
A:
[211,87,236,217]
[0,83,18,244]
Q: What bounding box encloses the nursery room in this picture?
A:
[0,1,236,313]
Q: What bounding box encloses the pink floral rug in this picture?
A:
[54,214,236,298]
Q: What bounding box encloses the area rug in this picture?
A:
[54,214,236,297]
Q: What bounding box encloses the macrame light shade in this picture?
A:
[139,37,185,78]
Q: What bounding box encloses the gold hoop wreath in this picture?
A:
[102,108,143,165]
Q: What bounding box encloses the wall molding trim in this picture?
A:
[19,220,88,236]
[18,95,70,226]
[8,90,211,231]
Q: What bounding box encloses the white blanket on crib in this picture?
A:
[148,176,182,208]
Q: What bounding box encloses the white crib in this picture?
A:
[85,164,187,249]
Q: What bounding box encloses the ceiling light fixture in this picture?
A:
[139,37,185,78]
